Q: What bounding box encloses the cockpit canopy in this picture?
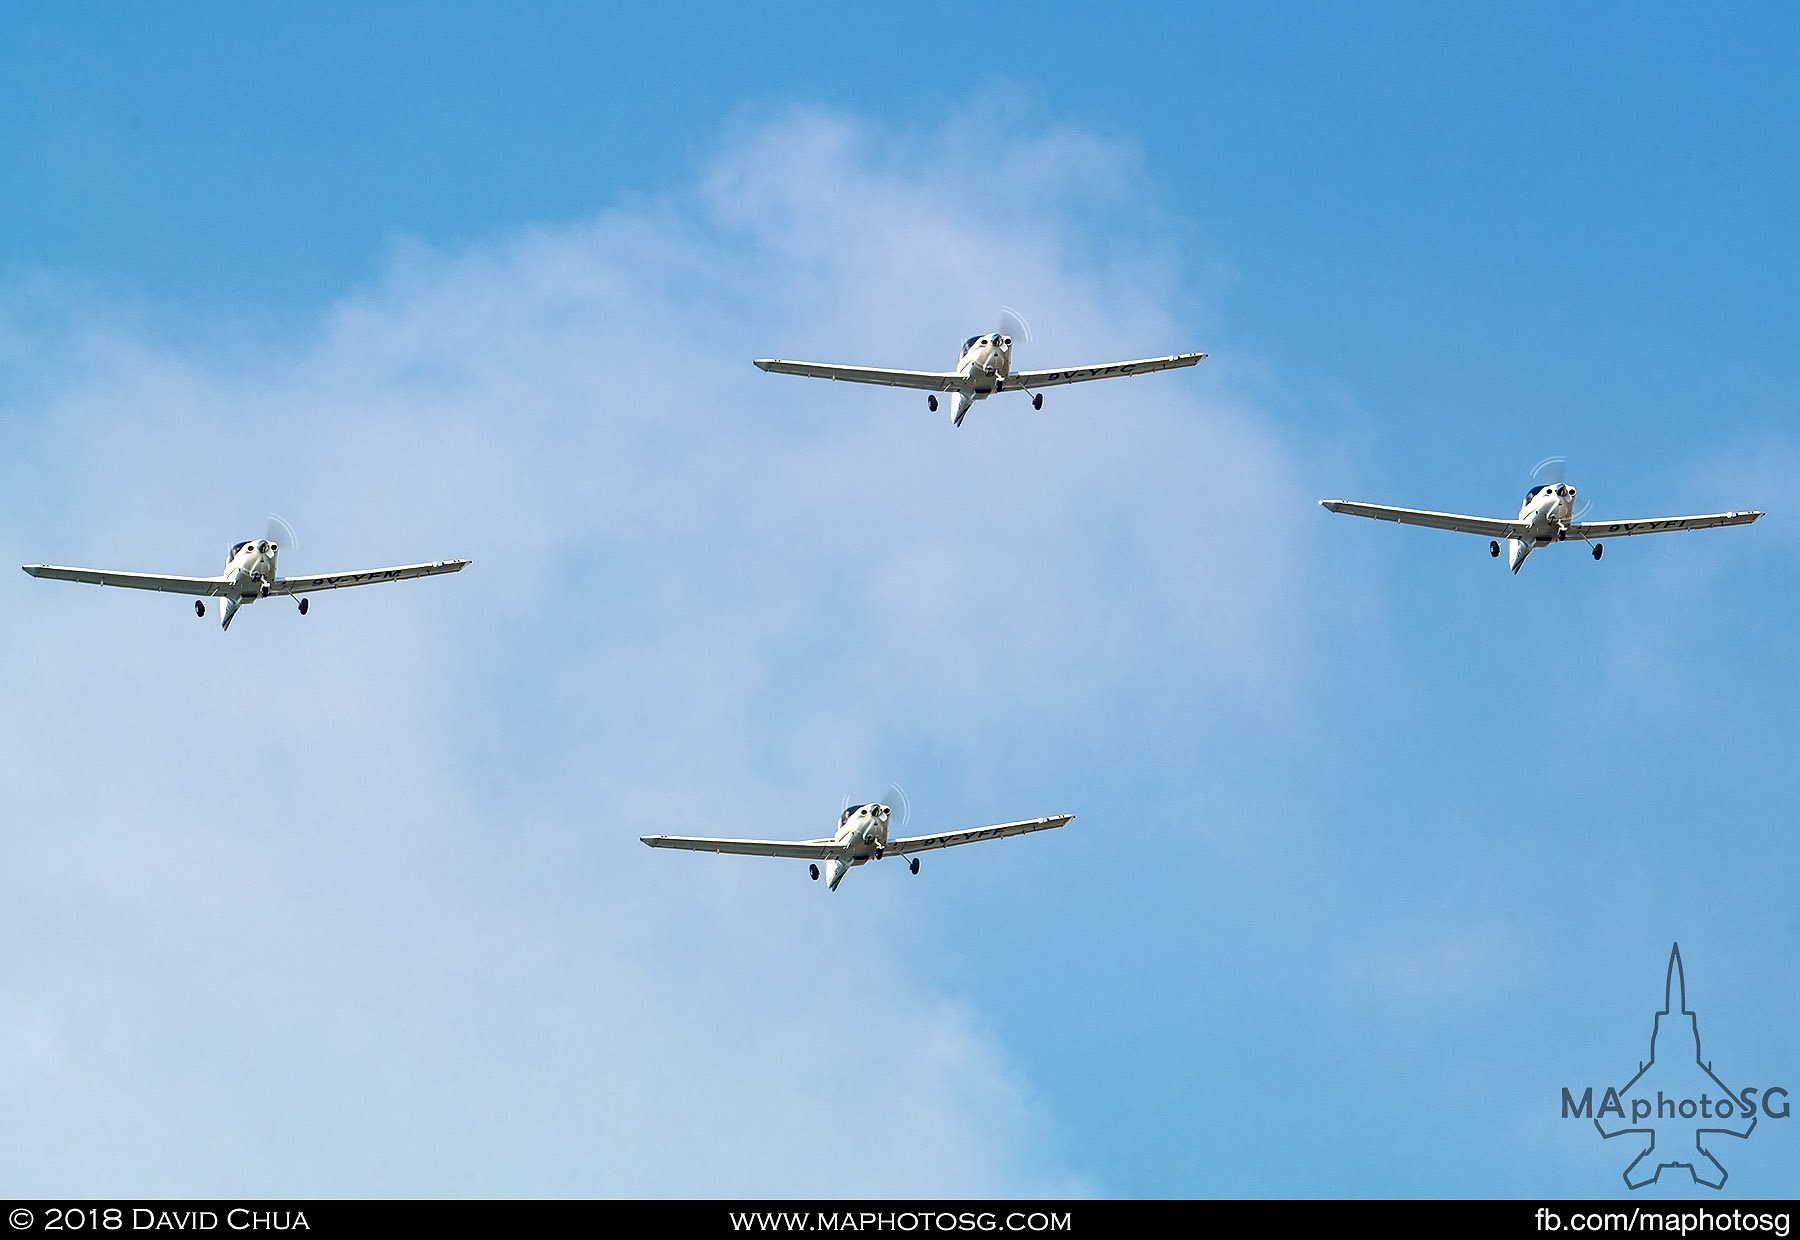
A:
[840,803,867,827]
[230,539,276,557]
[1525,484,1573,502]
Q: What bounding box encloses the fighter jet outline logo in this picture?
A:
[1594,943,1756,1189]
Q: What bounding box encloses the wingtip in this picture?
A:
[752,359,774,372]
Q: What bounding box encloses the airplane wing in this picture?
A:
[753,359,960,391]
[21,565,232,596]
[639,834,847,860]
[1566,511,1762,539]
[1010,353,1206,390]
[1318,500,1527,541]
[886,814,1074,856]
[268,560,470,595]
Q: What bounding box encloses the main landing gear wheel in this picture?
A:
[298,597,310,615]
[1489,540,1500,558]
[927,394,938,413]
[194,600,206,617]
[1592,543,1603,560]
[909,857,920,875]
[1031,392,1043,410]
[809,864,820,881]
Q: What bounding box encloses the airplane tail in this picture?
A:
[1508,539,1532,575]
[948,391,974,428]
[221,596,242,631]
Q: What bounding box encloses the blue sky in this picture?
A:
[1,3,1797,1199]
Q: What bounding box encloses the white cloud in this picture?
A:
[0,105,1327,1195]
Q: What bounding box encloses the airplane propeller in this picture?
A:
[265,512,299,556]
[1530,456,1592,520]
[882,781,912,836]
[264,512,310,613]
[840,782,912,835]
[997,307,1045,407]
[998,306,1033,346]
[1530,455,1566,486]
[882,782,920,873]
[841,783,916,868]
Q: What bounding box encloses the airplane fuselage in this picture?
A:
[938,333,1017,426]
[1508,483,1578,572]
[216,538,282,628]
[822,803,893,890]
[224,539,279,600]
[956,334,1014,394]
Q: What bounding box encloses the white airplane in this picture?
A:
[641,801,1073,891]
[754,316,1204,427]
[1320,479,1762,574]
[23,534,470,630]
